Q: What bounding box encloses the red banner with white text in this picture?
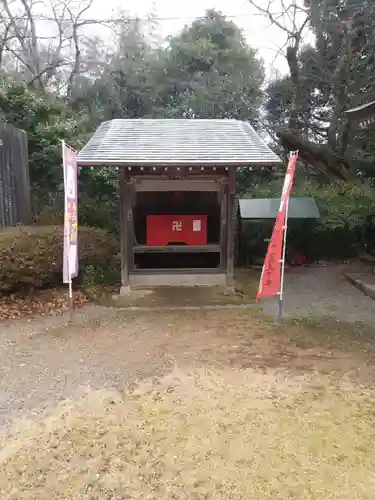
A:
[256,151,299,302]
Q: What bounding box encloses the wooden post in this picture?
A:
[15,128,32,225]
[119,168,130,294]
[236,204,242,267]
[126,179,135,274]
[226,168,236,288]
[0,125,31,226]
[220,183,228,270]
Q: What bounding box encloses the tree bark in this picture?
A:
[286,45,300,130]
[277,128,352,181]
[327,26,353,153]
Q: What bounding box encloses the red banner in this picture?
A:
[256,151,299,302]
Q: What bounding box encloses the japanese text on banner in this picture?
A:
[256,151,299,302]
[62,143,78,283]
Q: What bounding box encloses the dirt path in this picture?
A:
[1,304,375,499]
[2,367,375,500]
[0,306,165,427]
[1,264,374,428]
[1,266,375,498]
[1,300,375,429]
[260,265,375,324]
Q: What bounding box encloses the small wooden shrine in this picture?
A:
[77,119,281,293]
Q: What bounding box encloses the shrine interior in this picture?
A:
[133,190,221,270]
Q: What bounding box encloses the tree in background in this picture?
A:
[0,0,113,92]
[243,0,375,259]
[250,0,375,182]
[0,77,82,204]
[0,7,266,229]
[156,10,264,123]
[68,10,265,125]
[69,17,160,123]
[0,1,374,265]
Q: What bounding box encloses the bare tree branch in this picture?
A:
[0,0,110,91]
[247,0,310,129]
[64,0,94,95]
[0,20,12,67]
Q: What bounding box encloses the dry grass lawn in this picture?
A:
[1,293,375,500]
[0,364,374,500]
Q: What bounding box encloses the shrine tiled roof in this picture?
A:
[77,119,281,166]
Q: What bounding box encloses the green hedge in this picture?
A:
[0,225,120,293]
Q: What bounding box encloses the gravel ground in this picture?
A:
[0,306,168,428]
[0,265,374,429]
[260,265,375,325]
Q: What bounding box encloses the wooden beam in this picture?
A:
[130,268,222,275]
[226,169,236,287]
[134,244,220,254]
[134,178,221,192]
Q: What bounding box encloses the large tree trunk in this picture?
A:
[286,46,300,130]
[277,128,352,181]
[327,28,353,154]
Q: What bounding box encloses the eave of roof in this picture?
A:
[345,101,375,129]
[76,119,281,167]
[76,160,279,167]
[345,100,375,115]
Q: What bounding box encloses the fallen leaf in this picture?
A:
[0,288,90,321]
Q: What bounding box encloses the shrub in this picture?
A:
[243,179,375,261]
[0,225,120,293]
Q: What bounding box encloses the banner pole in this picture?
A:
[278,151,294,322]
[62,140,74,322]
[278,200,289,321]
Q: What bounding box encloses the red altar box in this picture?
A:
[146,214,207,246]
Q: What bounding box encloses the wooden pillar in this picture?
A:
[226,168,236,288]
[220,183,228,270]
[236,205,242,267]
[119,169,134,294]
[126,179,135,273]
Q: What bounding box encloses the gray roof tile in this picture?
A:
[77,119,281,166]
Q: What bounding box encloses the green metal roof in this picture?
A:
[239,197,320,220]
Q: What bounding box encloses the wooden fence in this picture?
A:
[0,124,31,228]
